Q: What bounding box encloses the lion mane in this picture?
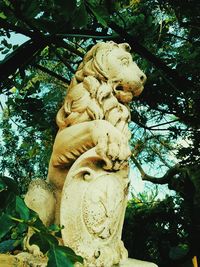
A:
[56,41,145,137]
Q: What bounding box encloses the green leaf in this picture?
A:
[55,246,83,264]
[0,213,15,240]
[54,0,76,19]
[0,12,6,19]
[0,178,7,192]
[30,232,58,253]
[146,15,153,26]
[5,193,17,215]
[72,2,88,28]
[29,214,47,232]
[6,31,11,38]
[169,244,189,260]
[1,38,12,49]
[12,44,19,50]
[0,239,21,253]
[23,0,40,18]
[86,3,109,27]
[2,48,10,54]
[0,179,17,212]
[47,245,74,267]
[48,224,64,234]
[15,196,30,221]
[16,221,28,234]
[0,176,19,195]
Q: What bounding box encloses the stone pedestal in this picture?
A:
[120,258,158,267]
[0,254,158,267]
[0,253,47,267]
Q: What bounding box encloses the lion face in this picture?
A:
[95,42,147,103]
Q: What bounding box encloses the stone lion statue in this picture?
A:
[45,41,146,224]
[24,42,157,267]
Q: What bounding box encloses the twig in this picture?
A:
[149,119,180,128]
[51,46,75,73]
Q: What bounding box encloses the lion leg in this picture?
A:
[24,179,56,255]
[24,179,55,226]
[49,120,130,170]
[48,120,130,183]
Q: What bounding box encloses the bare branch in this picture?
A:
[0,18,35,38]
[151,147,171,168]
[150,119,180,129]
[56,31,118,40]
[131,156,180,184]
[131,120,170,131]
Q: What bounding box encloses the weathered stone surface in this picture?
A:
[23,41,157,266]
[0,254,21,267]
[16,252,47,267]
[119,258,158,267]
[60,148,129,267]
[0,253,47,267]
[0,254,158,267]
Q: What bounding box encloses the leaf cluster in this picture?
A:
[123,194,192,267]
[0,175,83,266]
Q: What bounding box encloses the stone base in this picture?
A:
[0,252,47,267]
[0,254,20,267]
[16,252,47,267]
[74,257,158,267]
[0,254,158,267]
[119,258,158,267]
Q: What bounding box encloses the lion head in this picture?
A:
[56,42,146,130]
[74,41,146,103]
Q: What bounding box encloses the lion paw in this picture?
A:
[95,128,131,170]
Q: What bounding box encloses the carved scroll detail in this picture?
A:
[60,148,129,267]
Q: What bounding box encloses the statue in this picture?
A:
[24,41,157,267]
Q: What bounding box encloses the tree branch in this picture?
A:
[34,64,70,84]
[108,21,193,90]
[52,39,84,57]
[131,156,180,185]
[166,32,193,42]
[56,30,118,40]
[0,18,35,38]
[149,119,180,129]
[0,40,47,85]
[131,119,170,131]
[51,46,75,73]
[0,36,83,85]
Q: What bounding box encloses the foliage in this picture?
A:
[0,0,200,265]
[0,0,199,176]
[123,193,193,267]
[0,70,66,192]
[0,175,83,266]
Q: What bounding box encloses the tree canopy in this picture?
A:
[0,0,200,266]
